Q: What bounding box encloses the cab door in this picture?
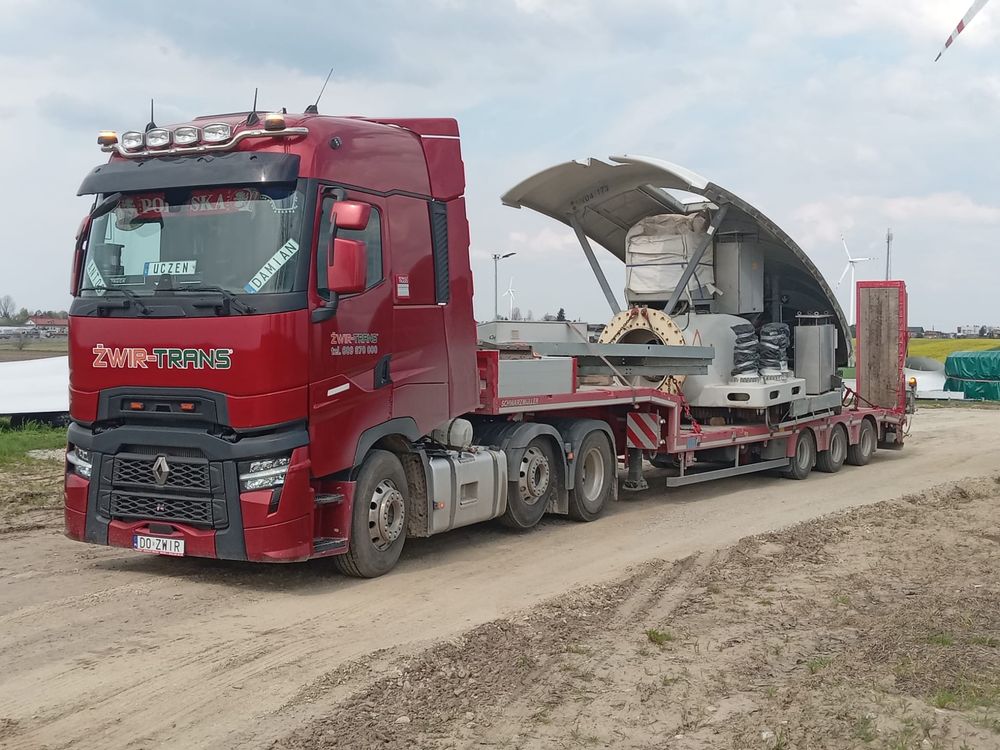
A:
[308,188,393,478]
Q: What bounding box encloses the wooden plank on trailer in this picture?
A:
[858,286,900,409]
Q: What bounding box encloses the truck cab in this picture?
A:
[66,113,480,572]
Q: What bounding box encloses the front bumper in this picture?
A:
[63,421,329,562]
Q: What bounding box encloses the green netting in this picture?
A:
[944,350,1000,400]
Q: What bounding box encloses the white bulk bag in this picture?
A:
[624,214,713,302]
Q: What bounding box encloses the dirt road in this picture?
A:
[1,408,998,750]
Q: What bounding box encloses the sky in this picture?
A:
[0,0,997,331]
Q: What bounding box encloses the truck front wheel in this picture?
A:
[501,437,557,529]
[337,450,408,578]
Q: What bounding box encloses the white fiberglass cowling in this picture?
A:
[502,155,851,366]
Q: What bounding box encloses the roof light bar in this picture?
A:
[101,123,309,157]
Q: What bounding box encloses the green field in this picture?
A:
[0,419,66,467]
[908,337,1000,363]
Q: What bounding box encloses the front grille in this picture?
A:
[113,455,209,491]
[110,492,215,527]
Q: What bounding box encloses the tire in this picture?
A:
[500,437,558,529]
[568,431,614,522]
[782,430,815,480]
[336,450,408,578]
[815,424,848,474]
[847,419,877,467]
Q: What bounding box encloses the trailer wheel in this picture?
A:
[336,450,407,578]
[847,419,877,466]
[568,431,614,522]
[782,430,815,480]
[815,425,848,474]
[501,437,557,529]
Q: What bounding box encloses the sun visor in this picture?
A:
[78,152,301,196]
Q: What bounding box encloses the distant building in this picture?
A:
[26,316,69,336]
[907,326,925,339]
[923,330,950,339]
[957,324,1000,338]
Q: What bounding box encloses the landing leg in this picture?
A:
[623,448,648,492]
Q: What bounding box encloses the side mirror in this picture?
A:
[329,200,371,231]
[327,238,367,294]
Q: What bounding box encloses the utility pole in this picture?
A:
[885,228,893,280]
[492,252,516,319]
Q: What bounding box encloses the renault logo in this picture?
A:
[152,456,171,486]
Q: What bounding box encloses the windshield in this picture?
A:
[80,182,306,297]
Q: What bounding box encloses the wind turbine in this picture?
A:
[502,277,517,320]
[838,235,876,328]
[935,0,992,61]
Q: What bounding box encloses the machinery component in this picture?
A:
[598,307,688,392]
[497,356,575,399]
[714,231,764,315]
[758,322,790,375]
[477,320,589,345]
[794,314,837,395]
[428,448,507,535]
[430,418,474,450]
[731,323,759,377]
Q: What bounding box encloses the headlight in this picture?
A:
[173,126,200,145]
[67,446,93,479]
[202,123,232,143]
[121,131,144,151]
[238,455,290,491]
[145,128,171,148]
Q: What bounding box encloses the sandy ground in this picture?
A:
[0,407,998,750]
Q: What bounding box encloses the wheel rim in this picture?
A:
[579,446,605,506]
[519,446,551,505]
[831,431,846,464]
[368,479,405,551]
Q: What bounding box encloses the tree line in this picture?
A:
[0,295,68,325]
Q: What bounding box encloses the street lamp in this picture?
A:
[493,252,516,320]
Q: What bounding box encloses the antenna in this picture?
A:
[245,88,260,126]
[886,228,894,279]
[145,99,157,132]
[305,68,334,115]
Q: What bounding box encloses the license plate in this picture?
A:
[133,534,185,556]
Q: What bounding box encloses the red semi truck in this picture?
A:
[65,110,909,576]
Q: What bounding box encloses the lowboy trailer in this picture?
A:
[65,108,909,576]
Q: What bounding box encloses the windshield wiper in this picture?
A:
[168,285,256,315]
[79,287,152,316]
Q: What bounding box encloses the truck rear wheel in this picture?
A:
[782,430,815,480]
[568,431,614,522]
[816,424,848,473]
[500,437,557,529]
[847,420,877,466]
[336,450,407,578]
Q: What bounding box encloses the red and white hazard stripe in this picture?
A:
[935,0,991,61]
[626,412,661,450]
